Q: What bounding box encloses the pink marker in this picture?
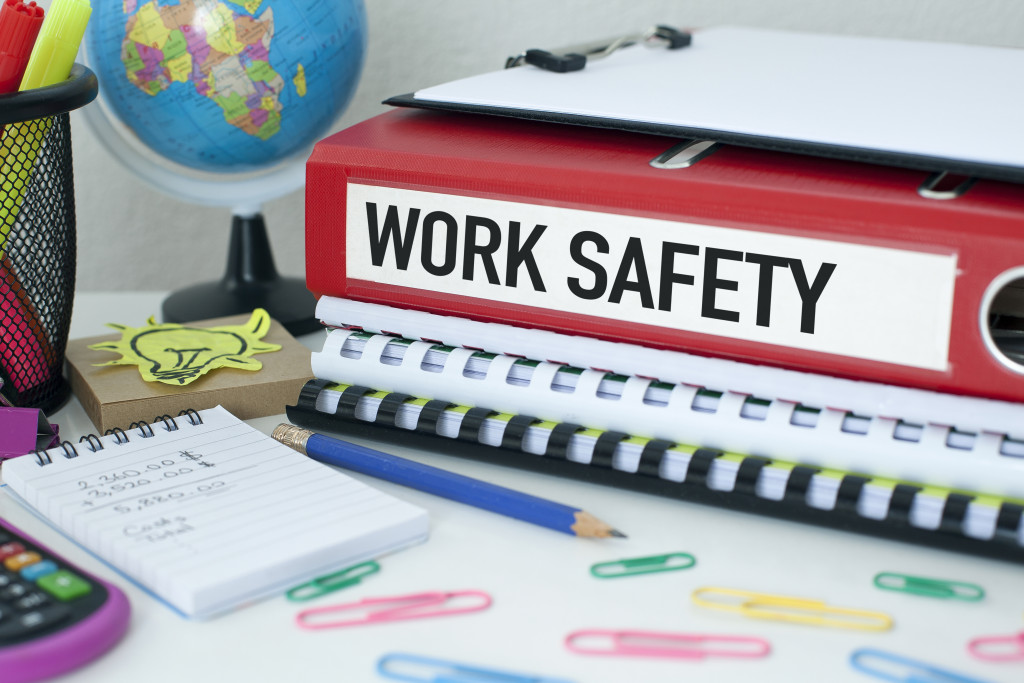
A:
[0,256,54,396]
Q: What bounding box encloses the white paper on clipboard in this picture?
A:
[396,26,1024,182]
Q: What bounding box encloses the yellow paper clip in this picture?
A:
[691,586,892,632]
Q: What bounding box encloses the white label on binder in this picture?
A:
[346,183,957,371]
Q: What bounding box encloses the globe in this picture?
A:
[81,0,368,333]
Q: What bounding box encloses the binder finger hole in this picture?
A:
[980,266,1024,374]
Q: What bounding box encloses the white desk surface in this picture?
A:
[1,291,1021,683]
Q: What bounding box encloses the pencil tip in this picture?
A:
[572,511,625,538]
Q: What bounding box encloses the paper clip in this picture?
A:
[692,586,892,631]
[873,572,984,601]
[377,653,576,683]
[967,630,1024,662]
[295,590,492,630]
[590,552,696,579]
[850,648,995,683]
[565,629,770,660]
[286,560,380,602]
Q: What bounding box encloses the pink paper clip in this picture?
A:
[564,629,771,659]
[967,630,1024,662]
[295,590,492,630]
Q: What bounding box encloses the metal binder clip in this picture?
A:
[850,648,993,683]
[564,629,770,660]
[590,552,696,578]
[286,561,380,602]
[967,630,1024,662]
[377,653,576,683]
[692,586,893,631]
[294,590,492,630]
[873,572,984,601]
[507,25,691,72]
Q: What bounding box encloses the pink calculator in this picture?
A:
[0,518,130,682]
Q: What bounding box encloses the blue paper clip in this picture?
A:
[377,653,577,683]
[850,648,997,683]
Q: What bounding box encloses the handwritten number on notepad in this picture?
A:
[111,481,227,515]
[70,451,219,508]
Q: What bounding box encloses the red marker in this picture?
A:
[0,0,44,94]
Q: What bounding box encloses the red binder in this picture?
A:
[305,108,1024,403]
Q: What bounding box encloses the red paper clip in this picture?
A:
[295,590,492,630]
[565,629,771,659]
[967,630,1024,662]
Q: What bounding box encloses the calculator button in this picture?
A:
[13,592,50,612]
[37,570,92,602]
[0,605,13,638]
[4,551,42,571]
[0,604,71,640]
[0,582,30,600]
[0,571,14,588]
[21,559,58,581]
[0,542,25,560]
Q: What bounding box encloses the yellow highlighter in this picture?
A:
[0,0,91,251]
[19,0,92,91]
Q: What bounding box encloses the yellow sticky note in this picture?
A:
[89,309,282,386]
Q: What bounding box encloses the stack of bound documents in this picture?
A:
[293,26,1024,563]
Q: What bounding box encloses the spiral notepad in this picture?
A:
[1,406,429,619]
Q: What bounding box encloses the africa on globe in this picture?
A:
[86,0,367,173]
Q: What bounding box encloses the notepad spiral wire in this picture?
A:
[32,409,204,466]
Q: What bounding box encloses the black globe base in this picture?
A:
[161,212,321,336]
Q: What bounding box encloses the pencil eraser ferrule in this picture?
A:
[525,49,586,73]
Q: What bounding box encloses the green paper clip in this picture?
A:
[872,572,984,601]
[590,552,696,579]
[287,561,380,602]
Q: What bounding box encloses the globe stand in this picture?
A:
[161,213,320,336]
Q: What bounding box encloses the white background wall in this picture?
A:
[60,0,1024,291]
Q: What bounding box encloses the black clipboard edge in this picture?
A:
[384,94,1024,186]
[287,386,1024,566]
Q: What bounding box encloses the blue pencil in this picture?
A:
[272,424,624,539]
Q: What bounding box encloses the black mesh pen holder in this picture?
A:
[0,64,98,413]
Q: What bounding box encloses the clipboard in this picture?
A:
[385,26,1024,183]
